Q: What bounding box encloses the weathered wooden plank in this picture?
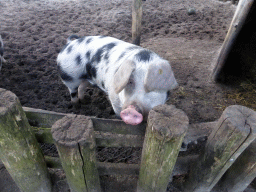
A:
[27,107,215,149]
[137,105,189,192]
[44,155,198,177]
[212,0,255,83]
[0,89,52,192]
[52,115,101,192]
[132,0,142,45]
[97,162,140,176]
[212,140,256,192]
[23,107,66,128]
[33,127,54,144]
[23,107,146,135]
[44,155,62,169]
[94,131,144,147]
[91,118,146,135]
[33,126,144,147]
[184,105,256,192]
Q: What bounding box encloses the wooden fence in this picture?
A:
[0,88,256,192]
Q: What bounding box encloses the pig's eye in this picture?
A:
[125,79,135,94]
[128,80,133,85]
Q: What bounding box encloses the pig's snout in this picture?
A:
[120,105,143,125]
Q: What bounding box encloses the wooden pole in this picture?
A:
[132,0,142,45]
[184,105,256,192]
[137,105,189,192]
[212,140,256,192]
[52,114,101,192]
[0,88,52,192]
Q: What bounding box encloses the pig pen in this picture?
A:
[0,0,256,191]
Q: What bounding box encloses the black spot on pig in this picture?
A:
[86,38,92,44]
[86,63,97,79]
[57,65,73,81]
[86,63,92,79]
[60,43,69,53]
[67,45,73,53]
[0,48,3,56]
[78,37,85,43]
[92,48,103,63]
[119,52,125,59]
[105,43,117,50]
[103,43,117,62]
[76,54,82,65]
[167,91,170,98]
[91,43,117,64]
[99,35,107,38]
[79,73,88,80]
[86,51,91,60]
[102,82,105,89]
[91,67,97,78]
[135,50,152,62]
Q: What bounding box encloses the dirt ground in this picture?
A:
[0,0,255,191]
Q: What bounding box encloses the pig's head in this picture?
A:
[113,59,178,125]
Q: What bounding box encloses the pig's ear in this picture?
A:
[144,62,178,92]
[114,60,136,94]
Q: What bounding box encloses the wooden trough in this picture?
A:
[1,88,256,191]
[212,0,256,84]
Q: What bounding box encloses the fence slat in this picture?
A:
[212,140,256,192]
[52,115,101,192]
[0,88,52,192]
[137,105,189,192]
[132,0,142,45]
[184,105,256,192]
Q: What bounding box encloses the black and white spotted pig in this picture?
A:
[0,35,5,71]
[57,35,178,125]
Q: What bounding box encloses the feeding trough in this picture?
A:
[212,0,256,84]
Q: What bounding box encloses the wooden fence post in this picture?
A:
[212,139,256,192]
[132,0,142,45]
[0,88,52,192]
[137,105,189,192]
[184,105,256,192]
[52,114,101,192]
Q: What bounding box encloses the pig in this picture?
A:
[57,35,178,125]
[0,35,5,71]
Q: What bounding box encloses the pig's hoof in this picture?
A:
[120,107,143,125]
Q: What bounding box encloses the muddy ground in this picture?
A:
[0,0,255,191]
